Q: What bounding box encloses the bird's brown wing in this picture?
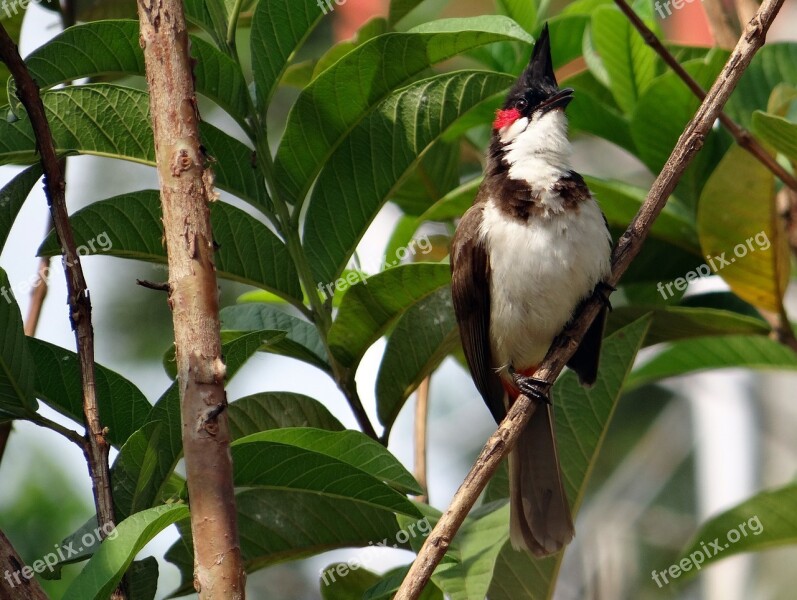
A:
[450,203,505,423]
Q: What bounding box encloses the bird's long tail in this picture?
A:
[508,401,574,556]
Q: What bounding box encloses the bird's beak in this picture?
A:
[538,88,574,114]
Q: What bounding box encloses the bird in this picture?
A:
[449,23,612,556]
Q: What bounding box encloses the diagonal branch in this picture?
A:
[394,0,785,597]
[0,23,117,542]
[615,0,797,352]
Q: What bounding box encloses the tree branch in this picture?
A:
[0,529,49,600]
[703,0,741,48]
[614,0,797,194]
[394,0,785,596]
[136,0,245,596]
[0,21,117,544]
[414,376,430,504]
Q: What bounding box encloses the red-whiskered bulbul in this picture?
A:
[450,23,612,556]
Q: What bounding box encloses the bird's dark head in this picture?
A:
[494,23,574,133]
[490,23,574,176]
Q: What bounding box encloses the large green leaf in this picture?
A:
[697,145,787,313]
[388,0,429,25]
[231,438,421,517]
[38,191,301,302]
[590,6,658,114]
[605,306,769,345]
[62,504,189,600]
[112,331,281,521]
[403,504,510,600]
[251,0,324,113]
[220,303,329,371]
[166,489,406,595]
[0,85,267,208]
[227,391,344,439]
[631,51,731,209]
[23,20,250,129]
[497,0,537,33]
[628,335,797,389]
[489,317,651,600]
[376,287,459,432]
[328,263,451,369]
[0,269,37,418]
[0,164,42,253]
[676,483,797,578]
[29,338,151,446]
[274,17,531,206]
[237,428,422,494]
[304,70,513,285]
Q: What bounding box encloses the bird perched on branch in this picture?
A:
[450,23,612,556]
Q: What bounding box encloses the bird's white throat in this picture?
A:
[499,109,573,194]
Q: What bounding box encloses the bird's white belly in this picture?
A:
[480,198,611,374]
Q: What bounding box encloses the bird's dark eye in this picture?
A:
[514,99,528,112]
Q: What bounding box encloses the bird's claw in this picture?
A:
[509,366,552,405]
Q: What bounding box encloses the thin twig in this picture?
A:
[614,0,797,194]
[0,22,117,541]
[136,279,170,292]
[394,0,785,596]
[27,412,85,448]
[414,376,430,504]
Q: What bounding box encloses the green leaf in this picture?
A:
[251,0,324,113]
[274,17,531,207]
[586,176,699,253]
[677,482,797,578]
[376,287,459,432]
[362,565,444,600]
[303,70,513,285]
[726,43,797,126]
[0,164,42,253]
[628,335,797,389]
[228,392,345,439]
[752,110,797,163]
[231,439,422,517]
[0,85,267,208]
[497,0,537,33]
[420,504,510,600]
[237,428,422,495]
[489,317,651,600]
[38,191,301,301]
[418,177,481,223]
[166,489,406,594]
[111,331,280,520]
[29,337,151,446]
[0,268,37,418]
[329,263,451,369]
[321,563,382,599]
[221,303,329,371]
[605,306,769,345]
[697,145,787,313]
[391,139,460,216]
[23,20,250,130]
[590,6,658,114]
[62,504,189,600]
[128,557,159,600]
[631,51,730,208]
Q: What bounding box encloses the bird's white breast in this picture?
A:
[479,197,611,375]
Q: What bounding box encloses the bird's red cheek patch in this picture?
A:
[493,108,521,130]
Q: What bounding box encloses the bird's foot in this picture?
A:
[509,366,552,405]
[593,281,615,311]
